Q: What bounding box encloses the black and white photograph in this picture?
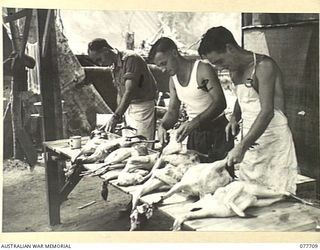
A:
[1,1,320,240]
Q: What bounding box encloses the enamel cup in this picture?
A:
[69,136,81,149]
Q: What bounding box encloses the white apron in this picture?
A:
[235,53,298,194]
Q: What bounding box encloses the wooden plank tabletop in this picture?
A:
[43,132,120,159]
[43,132,155,160]
[109,181,320,232]
[193,202,320,232]
[43,137,90,159]
[43,137,320,232]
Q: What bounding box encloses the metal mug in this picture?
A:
[69,136,81,149]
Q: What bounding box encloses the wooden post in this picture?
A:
[7,8,24,160]
[37,9,64,226]
[44,148,61,225]
[37,9,63,141]
[4,8,38,166]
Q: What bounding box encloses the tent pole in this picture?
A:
[37,9,63,142]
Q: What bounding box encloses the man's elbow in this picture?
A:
[166,107,178,120]
[262,109,274,121]
[123,89,134,99]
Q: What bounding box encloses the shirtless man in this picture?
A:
[148,37,233,162]
[198,26,298,193]
[88,38,157,140]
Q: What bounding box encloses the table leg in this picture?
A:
[44,148,61,226]
[59,164,84,201]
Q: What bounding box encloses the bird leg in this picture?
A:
[154,182,188,205]
[227,195,257,218]
[172,208,213,231]
[253,197,284,207]
[139,155,163,184]
[245,183,288,198]
[131,178,165,210]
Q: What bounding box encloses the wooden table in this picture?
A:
[110,180,320,231]
[43,137,320,231]
[43,137,93,225]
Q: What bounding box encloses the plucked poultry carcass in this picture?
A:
[70,131,108,163]
[100,169,123,181]
[130,129,201,211]
[124,153,158,172]
[82,144,149,177]
[103,147,133,164]
[116,153,158,186]
[131,149,201,210]
[81,162,126,177]
[117,170,150,186]
[172,181,289,230]
[74,137,126,164]
[161,129,184,155]
[104,144,148,164]
[75,135,148,164]
[129,148,201,231]
[154,158,233,204]
[135,128,201,185]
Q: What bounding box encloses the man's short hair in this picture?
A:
[148,37,178,62]
[198,26,238,56]
[88,38,113,53]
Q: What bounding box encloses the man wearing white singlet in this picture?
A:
[148,37,234,164]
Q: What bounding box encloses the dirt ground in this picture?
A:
[2,159,173,232]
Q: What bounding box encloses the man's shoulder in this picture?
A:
[256,54,278,73]
[197,59,217,75]
[197,59,212,68]
[256,54,276,66]
[122,50,145,63]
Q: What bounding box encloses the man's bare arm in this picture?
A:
[231,99,241,122]
[239,58,276,150]
[226,58,277,165]
[192,61,226,127]
[114,79,137,116]
[175,62,226,142]
[225,99,241,141]
[160,78,181,130]
[104,79,137,132]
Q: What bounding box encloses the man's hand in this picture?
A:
[227,143,246,166]
[158,124,168,146]
[176,120,197,143]
[105,114,121,133]
[225,116,239,142]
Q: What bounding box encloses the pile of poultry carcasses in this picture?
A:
[72,129,206,188]
[127,130,292,231]
[72,129,293,231]
[71,130,158,186]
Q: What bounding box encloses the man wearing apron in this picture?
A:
[148,37,233,163]
[198,26,298,193]
[88,38,157,140]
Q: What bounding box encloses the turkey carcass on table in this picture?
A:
[104,144,148,165]
[161,129,184,155]
[71,131,109,163]
[154,158,233,204]
[131,149,201,210]
[82,144,149,177]
[76,136,148,164]
[172,181,288,230]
